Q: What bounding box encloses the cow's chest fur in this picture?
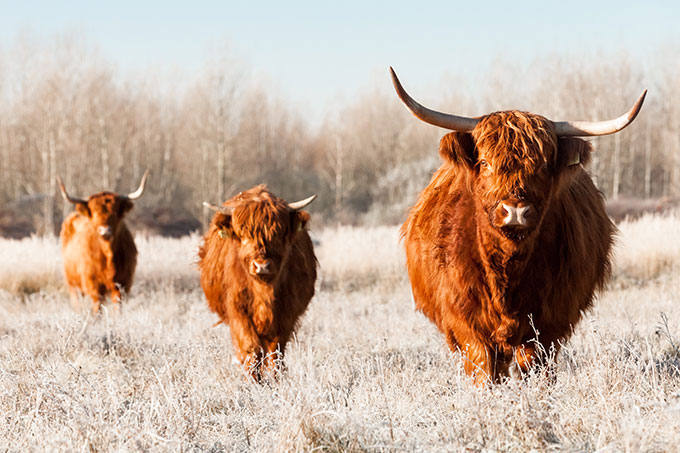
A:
[464,224,579,351]
[73,229,118,284]
[477,244,537,347]
[244,282,277,335]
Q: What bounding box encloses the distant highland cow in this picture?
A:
[199,185,317,380]
[58,170,149,314]
[391,67,645,384]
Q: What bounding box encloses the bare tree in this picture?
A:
[0,35,678,235]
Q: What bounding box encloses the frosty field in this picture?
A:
[0,216,679,452]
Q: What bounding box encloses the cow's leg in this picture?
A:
[82,280,104,316]
[110,285,123,315]
[514,341,559,384]
[515,344,538,373]
[67,286,83,312]
[260,336,285,378]
[89,294,102,316]
[460,341,494,386]
[446,328,500,385]
[227,314,263,381]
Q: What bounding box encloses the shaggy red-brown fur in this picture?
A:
[198,185,317,380]
[402,111,615,384]
[60,192,137,314]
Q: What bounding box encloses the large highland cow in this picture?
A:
[199,185,317,380]
[58,170,149,314]
[391,67,646,384]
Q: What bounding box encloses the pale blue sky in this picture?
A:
[1,1,678,118]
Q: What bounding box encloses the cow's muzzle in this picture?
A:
[98,226,113,239]
[500,203,532,227]
[492,199,538,239]
[250,259,272,277]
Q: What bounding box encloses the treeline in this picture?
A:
[0,38,679,236]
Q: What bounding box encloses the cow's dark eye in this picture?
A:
[479,160,490,170]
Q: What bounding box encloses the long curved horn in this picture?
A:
[202,201,234,215]
[288,194,317,211]
[553,90,647,137]
[56,176,87,205]
[390,67,479,132]
[125,169,150,200]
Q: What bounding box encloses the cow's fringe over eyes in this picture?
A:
[230,186,290,247]
[474,111,557,172]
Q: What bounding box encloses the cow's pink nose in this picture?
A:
[252,260,271,275]
[98,226,113,238]
[500,202,533,227]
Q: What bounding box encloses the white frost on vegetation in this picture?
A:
[614,212,680,280]
[0,214,678,451]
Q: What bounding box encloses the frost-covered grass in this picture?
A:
[614,212,680,281]
[0,215,679,451]
[315,225,405,291]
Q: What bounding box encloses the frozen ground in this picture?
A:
[0,215,678,451]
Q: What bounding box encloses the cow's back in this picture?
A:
[275,231,317,334]
[59,212,80,250]
[401,165,477,328]
[198,226,239,321]
[60,212,99,291]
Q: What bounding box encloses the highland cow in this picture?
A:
[391,67,646,384]
[199,185,317,380]
[58,170,149,314]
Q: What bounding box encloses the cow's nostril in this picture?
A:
[501,203,532,227]
[98,226,113,237]
[253,260,271,274]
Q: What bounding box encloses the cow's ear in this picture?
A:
[439,132,476,168]
[214,213,236,239]
[118,199,134,217]
[556,137,592,171]
[291,210,310,234]
[75,202,91,217]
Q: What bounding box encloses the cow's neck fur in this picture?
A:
[243,256,291,335]
[81,214,122,260]
[249,279,275,334]
[473,202,544,345]
[88,222,121,283]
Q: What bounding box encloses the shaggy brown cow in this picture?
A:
[58,170,149,314]
[199,185,317,380]
[391,67,646,384]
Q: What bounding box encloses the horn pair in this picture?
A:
[203,194,317,215]
[57,169,150,204]
[389,67,647,137]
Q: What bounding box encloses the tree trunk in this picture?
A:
[644,121,652,198]
[335,136,343,223]
[611,133,621,200]
[42,128,57,236]
[99,116,110,188]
